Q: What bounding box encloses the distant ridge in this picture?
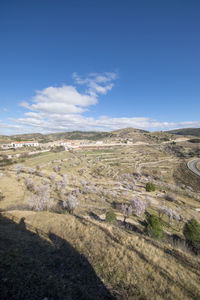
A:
[167,128,200,137]
[0,127,151,144]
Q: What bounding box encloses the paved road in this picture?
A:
[187,158,200,177]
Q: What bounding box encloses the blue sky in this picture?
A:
[0,0,200,134]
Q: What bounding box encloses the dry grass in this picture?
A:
[2,210,200,299]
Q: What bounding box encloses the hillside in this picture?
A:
[167,128,200,137]
[0,131,112,143]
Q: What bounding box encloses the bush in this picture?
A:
[130,197,146,217]
[165,193,176,202]
[52,146,65,152]
[183,218,200,252]
[29,184,54,211]
[146,183,156,192]
[121,203,132,223]
[106,210,116,224]
[0,158,13,167]
[146,212,163,239]
[63,194,79,214]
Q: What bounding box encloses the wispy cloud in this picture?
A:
[72,72,117,95]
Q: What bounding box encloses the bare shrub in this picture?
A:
[14,164,25,174]
[63,194,79,214]
[16,174,21,182]
[49,173,55,182]
[145,196,153,208]
[158,205,181,225]
[29,184,54,211]
[29,168,36,174]
[165,193,177,202]
[53,165,60,172]
[24,177,35,192]
[121,203,133,223]
[130,197,146,217]
[62,174,68,187]
[55,180,62,191]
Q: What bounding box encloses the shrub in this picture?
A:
[130,197,146,217]
[29,168,36,174]
[53,165,60,172]
[52,145,65,152]
[121,203,133,223]
[106,210,116,224]
[16,174,21,181]
[146,182,156,192]
[29,184,54,211]
[24,177,35,192]
[145,196,153,207]
[157,205,178,225]
[15,164,25,174]
[165,193,176,202]
[62,174,68,187]
[146,213,163,239]
[0,158,13,167]
[63,194,79,214]
[183,218,200,252]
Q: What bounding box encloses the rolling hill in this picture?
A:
[167,128,200,137]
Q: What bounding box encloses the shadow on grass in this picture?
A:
[117,220,143,234]
[88,211,143,234]
[88,211,103,221]
[0,214,115,300]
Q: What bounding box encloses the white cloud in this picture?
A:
[18,73,118,118]
[20,85,97,115]
[1,71,200,135]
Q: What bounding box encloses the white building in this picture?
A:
[60,141,72,147]
[0,141,39,149]
[95,141,103,145]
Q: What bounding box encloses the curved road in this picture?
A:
[187,158,200,177]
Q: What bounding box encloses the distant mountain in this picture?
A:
[45,131,112,141]
[167,128,200,137]
[0,131,113,143]
[0,127,172,144]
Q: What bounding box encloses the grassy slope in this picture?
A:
[173,162,200,193]
[0,213,114,300]
[1,210,200,300]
